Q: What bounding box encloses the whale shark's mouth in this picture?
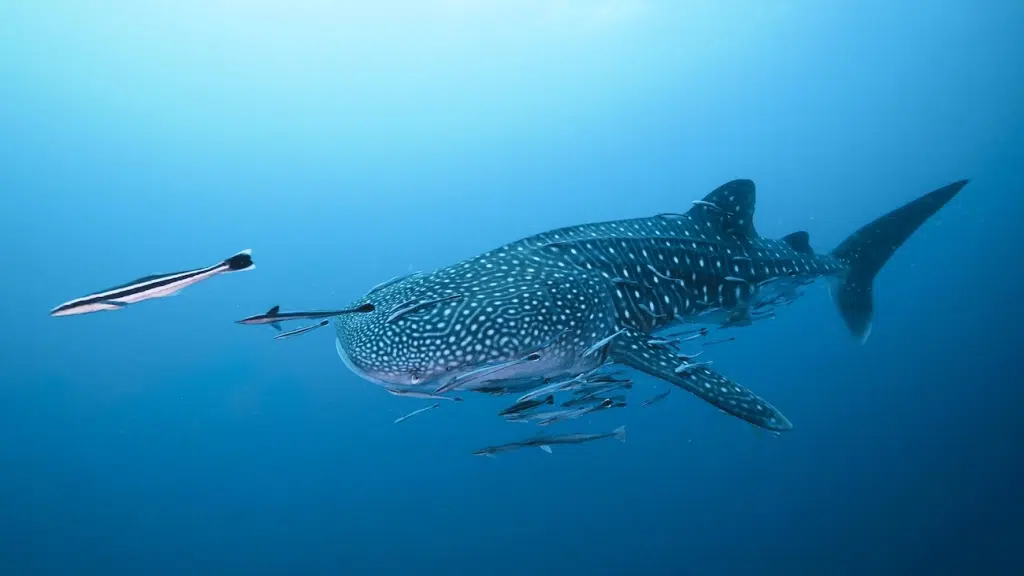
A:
[335,337,390,386]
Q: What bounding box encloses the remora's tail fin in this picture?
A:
[831,180,968,342]
[223,249,254,272]
[613,426,627,443]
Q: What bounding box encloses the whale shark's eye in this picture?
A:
[356,302,375,313]
[409,371,422,384]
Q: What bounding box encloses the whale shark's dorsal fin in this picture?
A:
[781,231,813,254]
[687,179,758,239]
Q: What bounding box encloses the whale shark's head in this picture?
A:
[333,294,465,387]
[333,259,587,389]
[332,271,512,388]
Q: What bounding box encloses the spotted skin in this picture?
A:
[335,243,618,388]
[335,179,966,431]
[608,327,791,430]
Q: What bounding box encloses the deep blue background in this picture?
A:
[2,1,1022,574]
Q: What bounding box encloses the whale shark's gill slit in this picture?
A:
[385,294,463,324]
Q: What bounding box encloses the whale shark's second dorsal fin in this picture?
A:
[687,179,758,239]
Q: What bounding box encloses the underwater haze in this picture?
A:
[2,1,1023,574]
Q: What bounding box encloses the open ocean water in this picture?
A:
[2,2,1022,575]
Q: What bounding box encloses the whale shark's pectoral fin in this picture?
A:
[606,328,792,432]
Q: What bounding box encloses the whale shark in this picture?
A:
[333,179,967,431]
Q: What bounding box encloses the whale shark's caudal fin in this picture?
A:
[830,180,968,343]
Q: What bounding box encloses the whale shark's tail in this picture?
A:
[830,180,968,343]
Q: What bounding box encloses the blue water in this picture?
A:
[2,2,1022,574]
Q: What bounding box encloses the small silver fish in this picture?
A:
[561,394,625,408]
[526,425,627,448]
[393,402,440,424]
[674,360,714,374]
[641,389,671,407]
[499,395,554,416]
[386,294,463,324]
[274,319,330,340]
[537,399,615,426]
[472,425,627,457]
[51,249,254,316]
[237,302,374,332]
[582,328,626,358]
[386,388,463,402]
[691,199,731,214]
[515,377,579,404]
[640,304,667,318]
[435,330,567,394]
[472,441,545,456]
[646,265,675,281]
[434,353,540,395]
[576,382,632,400]
[662,327,708,342]
[366,272,422,296]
